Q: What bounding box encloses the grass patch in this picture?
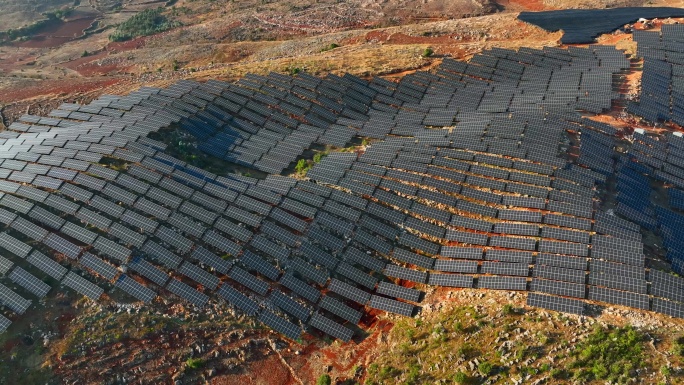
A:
[568,325,643,384]
[321,43,340,52]
[185,357,204,369]
[109,8,180,42]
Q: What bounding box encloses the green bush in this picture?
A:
[502,304,513,315]
[109,8,180,42]
[185,358,204,369]
[478,361,493,377]
[316,374,331,385]
[453,371,469,384]
[321,43,340,52]
[672,336,684,356]
[568,325,643,384]
[295,159,311,174]
[313,152,327,163]
[406,363,420,384]
[422,47,434,57]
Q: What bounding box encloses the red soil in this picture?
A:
[210,353,295,385]
[0,78,121,103]
[13,17,96,49]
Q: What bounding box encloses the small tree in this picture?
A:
[453,371,469,384]
[478,361,493,377]
[316,374,331,385]
[295,159,309,174]
[81,50,89,57]
[422,47,434,57]
[185,358,204,369]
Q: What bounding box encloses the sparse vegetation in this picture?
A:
[185,357,204,369]
[321,43,340,52]
[478,361,493,377]
[453,371,469,384]
[316,374,332,385]
[568,325,643,383]
[295,158,311,175]
[109,8,180,42]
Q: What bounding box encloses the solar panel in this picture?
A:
[129,257,169,287]
[9,267,50,298]
[368,295,414,316]
[308,312,354,342]
[652,296,684,319]
[376,281,421,302]
[279,272,320,303]
[93,236,130,262]
[0,314,10,333]
[270,290,311,322]
[217,284,260,316]
[530,278,586,298]
[477,276,528,291]
[178,261,220,290]
[115,275,156,303]
[80,253,118,280]
[318,295,363,324]
[43,233,82,259]
[481,262,530,276]
[26,250,66,280]
[533,265,586,284]
[240,251,280,281]
[328,278,371,304]
[383,263,428,283]
[0,253,13,275]
[258,310,302,340]
[230,266,270,296]
[165,278,209,308]
[289,257,327,285]
[0,282,31,314]
[62,271,104,301]
[587,286,649,310]
[538,239,589,257]
[433,259,479,273]
[0,232,32,258]
[526,292,584,315]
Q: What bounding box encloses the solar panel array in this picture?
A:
[0,41,682,340]
[632,25,684,125]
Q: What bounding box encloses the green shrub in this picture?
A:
[316,374,331,385]
[185,358,204,369]
[379,366,397,380]
[406,363,420,384]
[502,304,513,315]
[422,48,434,57]
[313,152,327,163]
[453,371,469,384]
[672,336,684,356]
[568,325,643,384]
[321,43,340,52]
[109,8,180,42]
[478,361,493,377]
[295,159,311,174]
[661,365,671,376]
